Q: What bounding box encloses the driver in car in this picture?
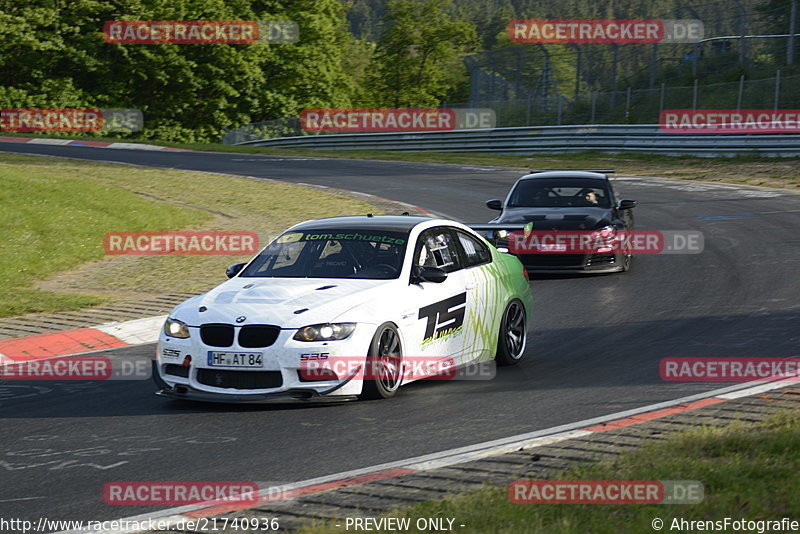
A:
[579,188,599,206]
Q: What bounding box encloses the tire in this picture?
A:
[621,252,632,272]
[359,323,404,400]
[495,299,527,366]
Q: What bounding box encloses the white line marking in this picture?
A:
[96,315,167,345]
[56,375,792,533]
[0,496,46,503]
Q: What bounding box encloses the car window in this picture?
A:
[455,230,491,268]
[415,227,463,273]
[240,229,408,279]
[507,178,612,208]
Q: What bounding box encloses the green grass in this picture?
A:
[0,153,379,318]
[298,410,800,533]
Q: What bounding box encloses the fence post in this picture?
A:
[692,79,698,110]
[733,0,746,65]
[610,44,618,109]
[625,87,631,120]
[526,92,532,125]
[557,96,563,125]
[736,74,745,110]
[774,70,781,110]
[591,91,596,123]
[790,0,797,65]
[649,44,657,89]
[660,83,666,114]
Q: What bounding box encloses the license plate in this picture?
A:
[538,244,567,252]
[207,351,263,368]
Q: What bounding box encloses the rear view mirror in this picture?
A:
[618,199,636,210]
[486,199,503,211]
[414,266,448,284]
[226,262,247,278]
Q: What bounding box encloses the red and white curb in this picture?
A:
[0,316,166,364]
[56,376,794,533]
[0,136,190,151]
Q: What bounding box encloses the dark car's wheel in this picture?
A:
[621,252,632,272]
[359,323,404,400]
[495,299,527,366]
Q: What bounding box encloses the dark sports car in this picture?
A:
[485,170,636,273]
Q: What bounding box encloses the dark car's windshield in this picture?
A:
[507,178,613,208]
[240,229,409,279]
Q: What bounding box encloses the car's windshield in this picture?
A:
[507,178,612,208]
[240,229,409,279]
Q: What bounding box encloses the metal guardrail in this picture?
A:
[237,124,800,157]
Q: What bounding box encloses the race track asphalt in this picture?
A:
[1,143,799,524]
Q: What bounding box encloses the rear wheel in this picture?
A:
[359,323,403,400]
[495,299,527,366]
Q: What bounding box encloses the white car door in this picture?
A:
[401,226,472,369]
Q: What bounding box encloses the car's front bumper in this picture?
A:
[516,252,626,274]
[155,323,375,402]
[152,362,359,403]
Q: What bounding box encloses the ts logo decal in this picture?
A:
[418,292,467,342]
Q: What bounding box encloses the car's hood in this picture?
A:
[494,207,613,230]
[171,277,395,328]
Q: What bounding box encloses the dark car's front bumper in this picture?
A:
[516,252,626,273]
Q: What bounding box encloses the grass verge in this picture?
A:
[298,409,800,533]
[0,153,380,318]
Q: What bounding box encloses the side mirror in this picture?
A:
[618,199,636,210]
[414,266,448,284]
[226,262,247,278]
[486,199,503,211]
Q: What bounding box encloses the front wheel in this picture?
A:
[495,299,527,366]
[359,323,404,400]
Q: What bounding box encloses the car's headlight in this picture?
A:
[164,317,190,338]
[293,323,356,342]
[591,225,619,252]
[593,225,617,238]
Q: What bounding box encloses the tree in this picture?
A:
[0,0,357,142]
[366,0,477,107]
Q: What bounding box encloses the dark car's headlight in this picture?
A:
[293,323,356,342]
[164,317,191,338]
[591,225,619,252]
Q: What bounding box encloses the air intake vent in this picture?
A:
[238,325,280,348]
[200,324,235,347]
